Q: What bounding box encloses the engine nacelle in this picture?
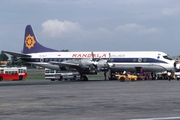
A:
[96,59,109,71]
[79,59,93,68]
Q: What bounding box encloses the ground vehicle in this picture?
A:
[116,74,137,82]
[137,75,148,80]
[44,68,81,81]
[174,72,180,80]
[0,67,27,81]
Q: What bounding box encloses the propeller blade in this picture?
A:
[91,51,95,61]
[108,53,111,62]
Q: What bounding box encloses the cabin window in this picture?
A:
[40,58,43,62]
[45,59,48,62]
[50,70,54,73]
[163,56,173,60]
[143,59,147,62]
[45,70,49,73]
[110,58,114,62]
[35,59,40,62]
[0,70,3,73]
[138,58,142,62]
[133,59,136,62]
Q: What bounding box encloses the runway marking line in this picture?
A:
[0,104,10,107]
[130,116,180,120]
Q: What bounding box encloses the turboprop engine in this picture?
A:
[90,52,112,72]
[79,59,94,68]
[79,58,111,72]
[96,59,110,71]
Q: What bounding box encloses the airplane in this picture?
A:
[2,25,175,80]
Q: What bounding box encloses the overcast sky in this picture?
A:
[1,0,180,56]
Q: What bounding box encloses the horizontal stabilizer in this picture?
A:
[2,50,31,57]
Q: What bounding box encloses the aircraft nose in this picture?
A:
[166,60,176,72]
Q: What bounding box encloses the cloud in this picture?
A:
[162,7,180,16]
[41,19,162,46]
[41,19,113,42]
[42,19,83,38]
[115,23,160,35]
[42,20,160,38]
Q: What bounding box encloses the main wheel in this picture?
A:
[120,77,125,82]
[19,76,23,80]
[73,76,76,80]
[0,76,3,81]
[81,75,88,81]
[58,76,63,81]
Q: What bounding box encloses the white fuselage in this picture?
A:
[25,51,175,72]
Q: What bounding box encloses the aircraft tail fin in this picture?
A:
[23,25,59,54]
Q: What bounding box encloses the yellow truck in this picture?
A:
[116,74,137,82]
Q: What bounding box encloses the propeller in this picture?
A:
[108,53,111,62]
[91,51,98,68]
[91,52,112,72]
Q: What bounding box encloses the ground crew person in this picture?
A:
[167,71,171,81]
[104,71,107,80]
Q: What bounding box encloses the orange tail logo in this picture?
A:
[25,34,36,49]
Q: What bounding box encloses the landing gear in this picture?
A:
[0,76,3,81]
[120,77,125,82]
[108,70,117,80]
[19,76,23,80]
[80,75,88,81]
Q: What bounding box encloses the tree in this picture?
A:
[10,55,32,67]
[11,55,18,65]
[0,53,8,61]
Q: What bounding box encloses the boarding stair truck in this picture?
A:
[174,61,180,80]
[174,72,180,80]
[44,68,81,81]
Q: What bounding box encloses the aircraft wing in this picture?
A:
[2,50,31,57]
[49,61,80,67]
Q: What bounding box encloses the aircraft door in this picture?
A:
[156,54,161,66]
[136,67,143,76]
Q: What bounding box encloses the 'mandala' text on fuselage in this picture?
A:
[72,53,107,58]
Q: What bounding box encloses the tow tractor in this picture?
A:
[116,73,137,82]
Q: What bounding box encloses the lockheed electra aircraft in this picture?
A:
[3,25,175,80]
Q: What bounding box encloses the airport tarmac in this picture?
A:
[0,79,180,120]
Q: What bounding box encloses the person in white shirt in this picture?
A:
[167,71,171,81]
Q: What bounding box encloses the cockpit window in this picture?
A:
[163,55,173,60]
